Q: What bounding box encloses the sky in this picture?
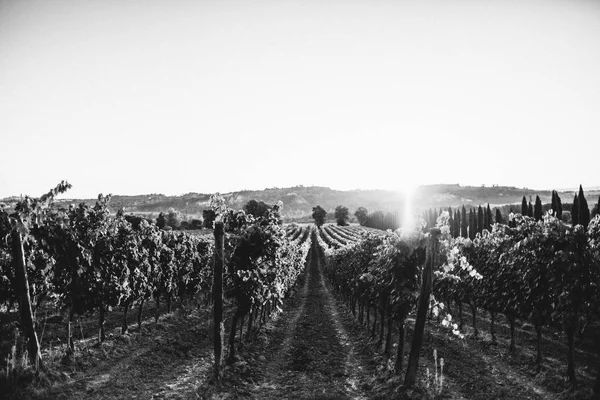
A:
[1,0,599,199]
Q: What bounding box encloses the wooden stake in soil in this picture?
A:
[213,221,225,380]
[405,228,440,387]
[11,230,43,370]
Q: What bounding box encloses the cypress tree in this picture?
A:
[534,195,543,221]
[527,201,533,218]
[556,192,563,219]
[454,209,461,237]
[595,196,600,219]
[495,208,503,224]
[521,196,528,215]
[551,190,563,219]
[469,209,476,240]
[572,194,579,226]
[578,185,590,229]
[461,206,468,238]
[483,205,489,232]
[486,204,493,230]
[477,205,484,234]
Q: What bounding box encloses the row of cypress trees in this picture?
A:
[519,185,597,229]
[426,204,501,240]
[426,185,600,238]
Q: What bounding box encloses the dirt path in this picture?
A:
[243,237,374,400]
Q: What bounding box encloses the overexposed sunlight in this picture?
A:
[398,180,418,235]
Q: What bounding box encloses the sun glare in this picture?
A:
[397,180,418,234]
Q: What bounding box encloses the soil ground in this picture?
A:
[3,238,598,399]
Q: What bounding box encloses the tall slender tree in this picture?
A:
[453,209,461,237]
[461,206,468,238]
[495,208,504,224]
[521,196,528,215]
[469,209,476,240]
[556,191,563,219]
[528,201,534,218]
[594,196,600,218]
[477,205,484,234]
[534,195,543,221]
[486,204,493,230]
[572,194,579,226]
[483,205,489,232]
[578,185,590,229]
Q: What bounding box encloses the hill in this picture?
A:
[4,184,597,222]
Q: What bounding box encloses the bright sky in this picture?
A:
[1,0,599,199]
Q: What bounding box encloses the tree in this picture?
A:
[189,219,203,230]
[312,206,327,227]
[469,209,476,240]
[486,204,493,231]
[521,196,528,216]
[578,185,590,229]
[528,202,534,218]
[156,212,167,229]
[334,206,349,226]
[202,209,216,229]
[453,209,460,238]
[354,207,368,226]
[593,196,600,219]
[166,208,181,229]
[477,205,484,234]
[461,206,468,238]
[368,210,385,230]
[244,199,270,219]
[551,190,563,219]
[495,208,504,224]
[534,196,543,221]
[124,214,146,229]
[572,194,579,226]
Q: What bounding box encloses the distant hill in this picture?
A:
[4,184,597,222]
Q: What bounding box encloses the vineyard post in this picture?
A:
[213,221,225,380]
[11,230,43,371]
[405,228,440,387]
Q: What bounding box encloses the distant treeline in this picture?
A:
[352,186,600,235]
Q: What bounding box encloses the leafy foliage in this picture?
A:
[354,207,368,226]
[334,206,349,226]
[312,206,327,227]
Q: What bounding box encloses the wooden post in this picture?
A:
[11,230,43,371]
[405,228,440,386]
[212,221,225,380]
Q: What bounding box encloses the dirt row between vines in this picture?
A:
[200,237,392,399]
